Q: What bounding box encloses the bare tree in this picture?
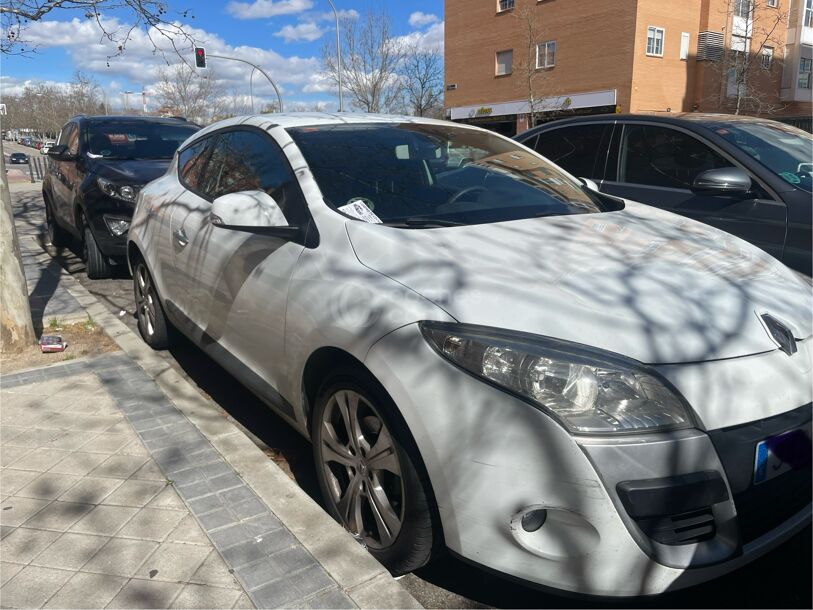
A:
[154,64,227,125]
[322,10,403,113]
[0,2,196,353]
[513,5,561,129]
[715,0,788,115]
[2,0,193,59]
[399,42,443,118]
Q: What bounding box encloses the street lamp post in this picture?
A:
[206,54,283,112]
[249,67,256,113]
[326,0,344,112]
[123,91,134,112]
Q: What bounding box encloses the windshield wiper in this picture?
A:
[393,217,465,228]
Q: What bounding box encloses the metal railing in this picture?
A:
[27,156,46,183]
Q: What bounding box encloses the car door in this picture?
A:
[50,122,81,231]
[602,123,787,261]
[529,122,615,184]
[170,127,311,406]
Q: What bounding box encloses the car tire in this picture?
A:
[132,260,171,350]
[44,196,70,248]
[83,224,113,280]
[311,373,437,575]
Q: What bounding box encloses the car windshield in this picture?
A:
[708,120,813,193]
[86,122,199,160]
[288,123,612,227]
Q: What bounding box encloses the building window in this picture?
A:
[498,0,514,12]
[805,0,813,27]
[536,41,556,69]
[735,0,752,18]
[799,57,812,88]
[496,49,513,76]
[761,46,774,69]
[766,0,777,7]
[680,32,691,60]
[646,26,665,56]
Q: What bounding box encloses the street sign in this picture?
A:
[194,47,207,69]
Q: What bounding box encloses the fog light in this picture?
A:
[104,216,130,237]
[521,509,548,532]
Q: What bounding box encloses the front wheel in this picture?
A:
[312,376,437,575]
[133,261,171,350]
[83,225,113,279]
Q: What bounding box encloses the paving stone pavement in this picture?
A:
[1,355,357,609]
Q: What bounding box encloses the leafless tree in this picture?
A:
[0,1,196,353]
[715,0,788,115]
[153,64,227,125]
[322,10,403,113]
[399,42,443,118]
[513,5,562,129]
[1,0,194,59]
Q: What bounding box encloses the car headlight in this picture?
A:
[420,322,694,435]
[97,177,139,202]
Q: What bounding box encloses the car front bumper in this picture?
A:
[364,323,812,597]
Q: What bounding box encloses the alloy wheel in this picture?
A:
[318,390,405,549]
[134,264,157,338]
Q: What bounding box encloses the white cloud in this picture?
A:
[274,22,325,43]
[395,21,444,52]
[408,12,439,28]
[7,17,322,111]
[227,0,314,20]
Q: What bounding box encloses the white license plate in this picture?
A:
[753,429,809,485]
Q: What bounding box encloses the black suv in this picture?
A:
[516,114,812,276]
[44,115,200,278]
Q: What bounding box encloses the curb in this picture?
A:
[20,229,422,608]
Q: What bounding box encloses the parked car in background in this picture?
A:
[43,115,200,278]
[516,114,813,275]
[9,152,28,164]
[129,113,811,597]
[40,141,55,154]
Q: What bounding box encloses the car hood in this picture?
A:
[347,201,812,365]
[91,158,171,185]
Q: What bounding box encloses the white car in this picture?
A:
[128,113,812,597]
[40,141,55,155]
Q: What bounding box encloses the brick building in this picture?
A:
[444,0,813,135]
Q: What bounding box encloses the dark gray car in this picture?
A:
[516,114,812,275]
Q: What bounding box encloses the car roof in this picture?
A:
[76,115,198,125]
[518,112,793,138]
[189,112,458,140]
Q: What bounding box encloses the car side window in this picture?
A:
[178,138,211,192]
[201,130,308,225]
[533,124,610,180]
[620,124,730,189]
[57,123,79,156]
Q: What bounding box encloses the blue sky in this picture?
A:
[2,1,444,112]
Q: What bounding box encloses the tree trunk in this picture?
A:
[0,138,37,353]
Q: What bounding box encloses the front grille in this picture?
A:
[734,464,811,543]
[709,403,812,544]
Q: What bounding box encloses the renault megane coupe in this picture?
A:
[128,113,812,597]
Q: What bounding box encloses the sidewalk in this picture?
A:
[1,183,419,608]
[1,356,251,609]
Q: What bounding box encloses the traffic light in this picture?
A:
[194,47,207,69]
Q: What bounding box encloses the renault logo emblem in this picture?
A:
[759,313,798,356]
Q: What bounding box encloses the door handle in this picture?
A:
[174,227,189,247]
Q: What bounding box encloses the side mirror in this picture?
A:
[691,168,752,196]
[210,190,306,242]
[47,144,72,160]
[580,177,600,192]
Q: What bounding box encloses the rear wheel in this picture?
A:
[44,196,70,248]
[83,223,113,280]
[133,260,170,350]
[312,375,437,575]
